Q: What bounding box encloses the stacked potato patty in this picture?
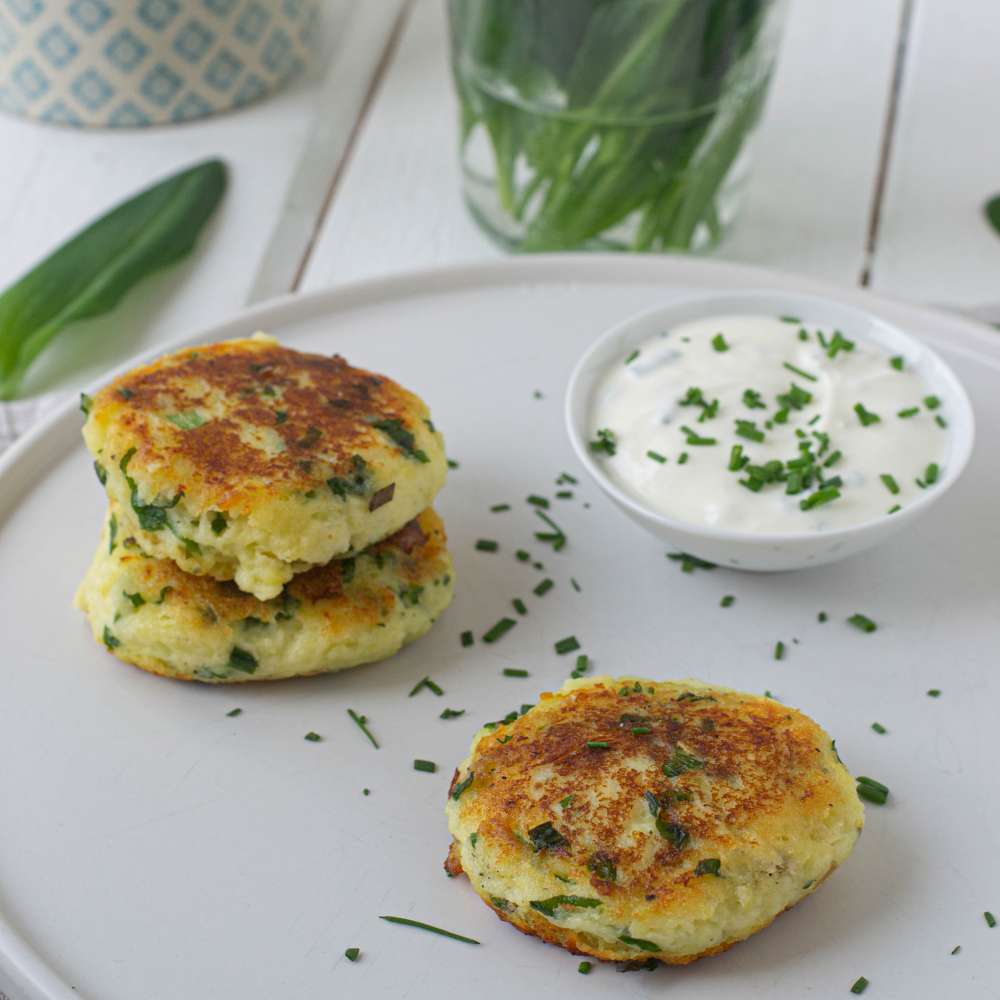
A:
[445,676,863,964]
[76,334,453,683]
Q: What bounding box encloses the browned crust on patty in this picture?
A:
[88,338,436,512]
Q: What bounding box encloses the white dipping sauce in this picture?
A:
[590,314,949,534]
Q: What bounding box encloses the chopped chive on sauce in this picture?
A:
[347,709,379,749]
[854,402,881,426]
[871,722,888,734]
[571,654,589,678]
[226,707,242,717]
[490,503,511,512]
[774,641,786,661]
[556,490,573,499]
[512,597,527,615]
[720,595,735,608]
[578,961,592,975]
[647,450,667,463]
[927,688,941,697]
[475,539,499,553]
[897,406,919,419]
[779,315,801,324]
[935,414,948,428]
[534,578,554,597]
[848,613,877,633]
[925,462,940,485]
[460,630,474,648]
[951,945,961,955]
[986,911,997,928]
[924,395,941,410]
[880,474,900,495]
[555,636,581,655]
[483,618,517,643]
[571,577,582,593]
[625,349,640,365]
[799,486,840,511]
[413,759,437,773]
[678,451,689,464]
[850,976,869,995]
[440,708,465,720]
[890,355,904,371]
[516,549,531,562]
[711,332,729,352]
[304,731,321,742]
[589,428,616,456]
[680,424,717,446]
[503,668,529,678]
[409,676,444,697]
[378,916,479,945]
[344,947,360,962]
[818,611,828,622]
[527,494,550,509]
[783,361,818,382]
[888,504,901,514]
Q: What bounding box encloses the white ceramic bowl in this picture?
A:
[565,290,976,572]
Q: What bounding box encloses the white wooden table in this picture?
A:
[1,0,999,403]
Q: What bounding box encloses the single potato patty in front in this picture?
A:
[445,676,863,964]
[76,507,453,683]
[81,334,447,600]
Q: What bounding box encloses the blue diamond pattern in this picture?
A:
[233,1,268,44]
[67,0,110,33]
[12,57,48,99]
[260,26,292,75]
[172,20,214,63]
[232,70,266,106]
[104,28,148,72]
[37,24,78,68]
[2,0,316,127]
[108,100,152,127]
[203,47,241,91]
[139,62,181,106]
[136,0,179,32]
[71,66,112,108]
[4,0,43,25]
[201,0,237,17]
[39,98,82,125]
[171,91,212,121]
[0,13,18,55]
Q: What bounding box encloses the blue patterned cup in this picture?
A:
[0,0,320,127]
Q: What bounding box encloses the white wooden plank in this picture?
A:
[720,0,903,284]
[0,0,398,400]
[870,3,1000,307]
[304,0,902,291]
[247,0,407,302]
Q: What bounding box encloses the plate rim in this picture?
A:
[1,252,998,1000]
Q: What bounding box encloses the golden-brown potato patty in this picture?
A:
[81,334,447,599]
[76,508,453,683]
[445,676,863,964]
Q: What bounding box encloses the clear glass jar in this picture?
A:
[448,0,787,253]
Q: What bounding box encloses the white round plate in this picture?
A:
[1,256,997,1000]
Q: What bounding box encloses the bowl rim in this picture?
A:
[564,288,977,547]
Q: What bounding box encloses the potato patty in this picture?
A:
[75,507,453,683]
[445,676,862,964]
[82,334,447,600]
